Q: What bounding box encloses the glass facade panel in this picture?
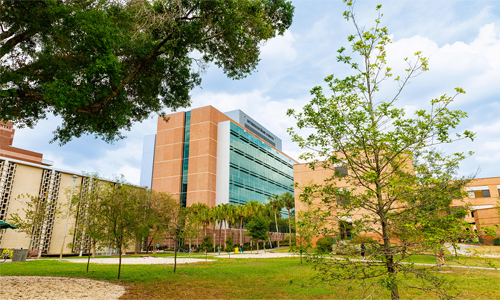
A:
[180,111,191,207]
[228,122,294,205]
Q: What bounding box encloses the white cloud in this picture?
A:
[260,30,297,62]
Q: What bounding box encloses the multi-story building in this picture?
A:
[140,106,296,207]
[0,156,83,254]
[294,161,500,244]
[0,121,53,166]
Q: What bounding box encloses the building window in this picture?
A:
[336,188,350,205]
[180,111,191,208]
[471,211,475,218]
[470,188,491,198]
[339,220,352,240]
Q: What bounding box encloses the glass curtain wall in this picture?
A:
[228,122,294,205]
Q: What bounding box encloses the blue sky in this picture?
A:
[11,0,500,185]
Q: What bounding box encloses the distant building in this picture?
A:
[0,121,53,166]
[140,106,296,207]
[294,161,500,244]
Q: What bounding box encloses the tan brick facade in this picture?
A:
[294,162,500,244]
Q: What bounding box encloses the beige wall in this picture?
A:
[1,164,43,249]
[0,158,90,255]
[47,174,83,255]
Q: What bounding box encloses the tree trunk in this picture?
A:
[219,221,223,247]
[174,241,177,273]
[87,249,91,274]
[189,240,191,258]
[250,241,253,254]
[224,220,227,247]
[274,209,280,248]
[118,246,122,280]
[381,218,400,300]
[287,207,292,246]
[92,239,96,258]
[213,224,217,253]
[240,218,243,245]
[257,239,259,254]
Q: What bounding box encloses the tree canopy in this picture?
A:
[0,0,294,144]
[288,2,475,299]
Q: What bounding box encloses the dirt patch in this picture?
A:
[196,261,213,264]
[0,276,125,300]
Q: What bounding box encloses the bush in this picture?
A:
[2,249,13,259]
[351,235,377,244]
[316,236,335,253]
[494,238,500,246]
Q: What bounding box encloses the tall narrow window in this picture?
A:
[180,111,191,207]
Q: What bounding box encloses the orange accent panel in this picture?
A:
[154,143,184,162]
[152,176,182,195]
[157,112,185,132]
[153,160,183,178]
[186,190,216,207]
[156,127,184,146]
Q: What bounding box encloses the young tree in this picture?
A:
[0,0,294,144]
[293,210,316,265]
[8,193,61,258]
[200,235,213,261]
[246,216,270,254]
[97,182,140,280]
[68,175,104,273]
[224,236,235,258]
[287,3,474,299]
[182,209,202,257]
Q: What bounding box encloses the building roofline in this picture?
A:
[0,155,131,185]
[167,105,299,164]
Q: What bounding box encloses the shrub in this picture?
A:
[2,249,13,259]
[316,236,335,253]
[351,235,377,244]
[494,237,500,246]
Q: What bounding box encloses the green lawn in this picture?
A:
[1,256,500,299]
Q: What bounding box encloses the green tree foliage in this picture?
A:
[8,193,61,258]
[287,3,474,299]
[267,195,283,239]
[245,216,269,254]
[224,236,234,258]
[0,0,294,144]
[200,235,213,261]
[280,192,295,246]
[315,236,334,254]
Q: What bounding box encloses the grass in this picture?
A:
[2,255,500,299]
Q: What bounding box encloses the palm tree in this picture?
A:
[267,194,284,248]
[190,203,210,244]
[208,207,217,252]
[213,204,229,248]
[235,204,248,245]
[225,204,237,247]
[281,192,295,246]
[244,201,265,252]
